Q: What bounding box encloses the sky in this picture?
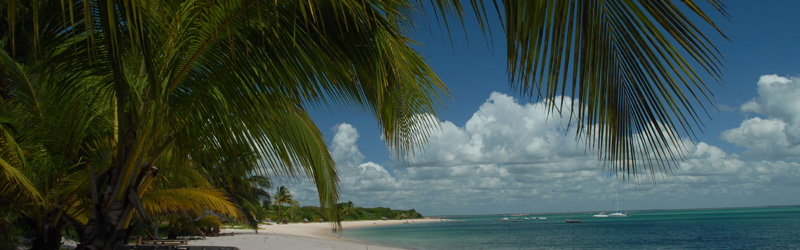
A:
[273,1,800,216]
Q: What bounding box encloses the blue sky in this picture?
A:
[278,1,800,216]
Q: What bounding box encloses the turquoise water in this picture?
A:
[345,207,800,249]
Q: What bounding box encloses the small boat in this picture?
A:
[593,212,609,218]
[538,217,547,220]
[499,217,510,222]
[512,220,524,222]
[565,210,578,223]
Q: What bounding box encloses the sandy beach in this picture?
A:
[185,219,440,250]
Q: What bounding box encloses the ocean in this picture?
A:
[345,206,800,249]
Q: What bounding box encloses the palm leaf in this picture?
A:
[496,0,726,178]
[141,187,242,219]
[1,2,731,247]
[0,157,40,201]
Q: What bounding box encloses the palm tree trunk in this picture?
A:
[77,178,138,249]
[73,1,152,248]
[76,164,158,249]
[74,166,133,250]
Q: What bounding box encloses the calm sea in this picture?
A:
[345,206,800,249]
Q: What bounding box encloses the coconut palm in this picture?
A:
[5,1,449,248]
[274,186,294,223]
[0,35,240,249]
[339,201,359,220]
[1,0,728,249]
[0,33,115,249]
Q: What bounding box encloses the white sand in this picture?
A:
[186,219,439,250]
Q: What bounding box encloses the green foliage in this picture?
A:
[164,214,223,239]
[296,206,325,222]
[0,217,20,250]
[261,200,423,223]
[274,186,294,222]
[337,201,423,221]
[199,153,272,232]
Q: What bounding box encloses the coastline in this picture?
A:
[186,219,439,250]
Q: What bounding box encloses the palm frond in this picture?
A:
[141,187,242,219]
[0,157,40,201]
[500,0,727,178]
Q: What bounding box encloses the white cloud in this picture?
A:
[281,92,800,216]
[407,92,586,166]
[722,75,800,160]
[331,123,365,167]
[277,123,402,208]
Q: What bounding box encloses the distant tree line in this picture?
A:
[264,187,423,223]
[336,200,424,221]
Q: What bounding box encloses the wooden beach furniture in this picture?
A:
[133,228,189,247]
[139,239,188,246]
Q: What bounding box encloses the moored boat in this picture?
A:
[607,211,630,217]
[596,190,631,218]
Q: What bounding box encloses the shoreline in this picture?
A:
[186,219,440,250]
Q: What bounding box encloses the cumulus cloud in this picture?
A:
[407,92,587,166]
[722,75,800,160]
[275,123,402,208]
[280,92,800,216]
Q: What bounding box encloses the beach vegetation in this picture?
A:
[340,201,359,219]
[0,216,22,250]
[337,201,424,221]
[3,0,446,248]
[256,200,422,224]
[274,186,294,223]
[0,0,726,249]
[200,153,272,233]
[149,212,225,240]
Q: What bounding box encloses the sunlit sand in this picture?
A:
[186,219,440,250]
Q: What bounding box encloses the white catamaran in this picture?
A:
[594,191,629,218]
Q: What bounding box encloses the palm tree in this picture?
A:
[0,32,115,249]
[1,0,728,249]
[5,1,448,248]
[274,186,294,223]
[340,201,358,220]
[0,32,240,249]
